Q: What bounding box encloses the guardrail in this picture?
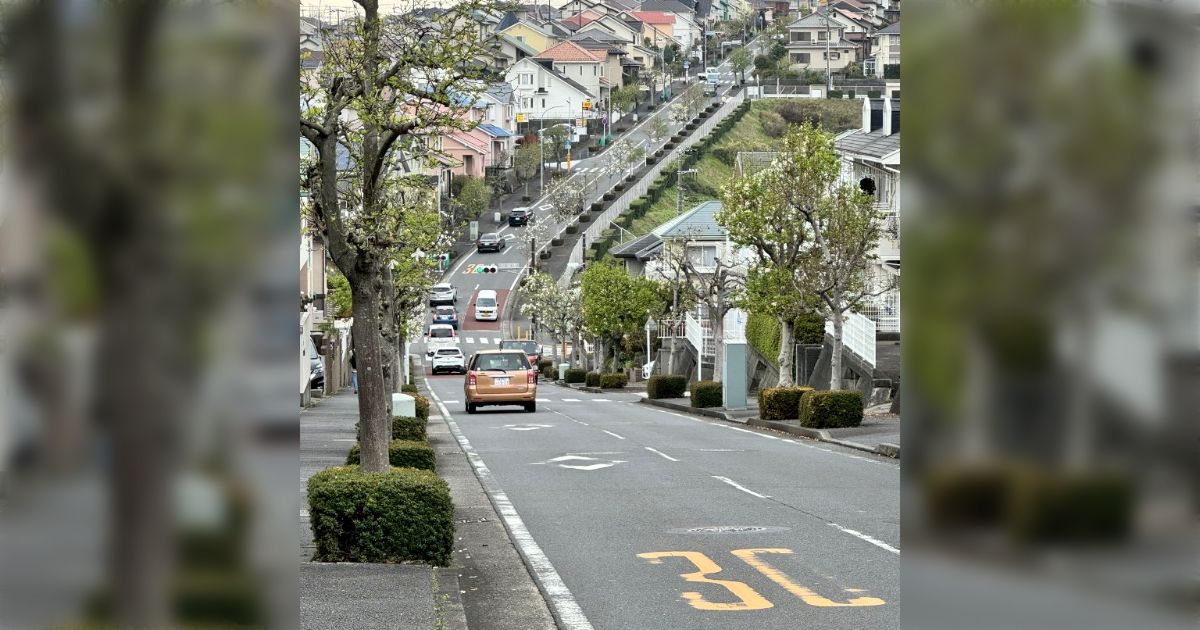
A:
[826,311,876,367]
[685,313,716,357]
[555,91,748,287]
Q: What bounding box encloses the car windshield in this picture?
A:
[430,328,453,338]
[433,285,451,292]
[477,297,497,308]
[511,209,527,216]
[501,340,539,354]
[473,353,529,371]
[481,233,498,241]
[436,348,461,356]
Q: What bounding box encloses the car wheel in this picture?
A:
[466,403,476,414]
[525,402,536,413]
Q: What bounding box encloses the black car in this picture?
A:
[508,207,532,227]
[476,232,506,252]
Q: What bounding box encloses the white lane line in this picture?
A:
[426,386,596,630]
[473,283,479,291]
[828,522,900,555]
[442,400,460,404]
[562,398,580,402]
[602,430,626,440]
[712,475,771,499]
[536,398,550,402]
[332,438,357,442]
[592,398,611,402]
[644,446,679,462]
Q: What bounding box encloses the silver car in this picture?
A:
[429,282,457,306]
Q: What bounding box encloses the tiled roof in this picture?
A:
[658,200,726,239]
[610,232,662,259]
[536,40,602,63]
[788,10,840,29]
[560,11,601,29]
[878,21,899,34]
[630,10,675,24]
[835,129,899,159]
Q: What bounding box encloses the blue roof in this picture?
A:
[477,123,513,138]
[657,200,726,239]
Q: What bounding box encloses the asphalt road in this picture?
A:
[422,376,899,630]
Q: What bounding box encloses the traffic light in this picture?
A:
[482,265,498,274]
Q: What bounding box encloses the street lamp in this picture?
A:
[534,98,573,191]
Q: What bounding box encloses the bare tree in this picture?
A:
[660,232,746,382]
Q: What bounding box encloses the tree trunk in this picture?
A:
[667,335,677,375]
[777,318,795,386]
[830,312,844,391]
[351,276,391,472]
[712,319,725,382]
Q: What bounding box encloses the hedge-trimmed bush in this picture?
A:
[591,202,604,212]
[614,182,625,192]
[564,368,587,384]
[690,380,722,408]
[550,237,564,246]
[307,466,453,565]
[868,90,881,99]
[522,195,532,202]
[603,191,616,201]
[599,372,628,389]
[1007,468,1133,543]
[924,463,1014,531]
[647,374,687,399]
[412,394,430,421]
[392,415,426,441]
[537,358,553,371]
[828,89,843,99]
[541,362,556,379]
[579,214,592,222]
[400,384,418,394]
[646,156,656,166]
[798,390,862,428]
[539,250,551,259]
[585,371,601,387]
[565,225,578,234]
[759,386,813,421]
[346,439,436,471]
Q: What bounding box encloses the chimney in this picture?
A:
[883,96,892,135]
[861,95,871,133]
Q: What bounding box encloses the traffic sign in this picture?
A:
[516,113,527,123]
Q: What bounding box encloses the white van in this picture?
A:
[474,290,499,321]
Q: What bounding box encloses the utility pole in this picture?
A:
[822,2,832,94]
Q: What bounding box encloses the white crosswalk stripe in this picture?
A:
[465,337,475,344]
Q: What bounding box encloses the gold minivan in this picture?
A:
[464,349,537,413]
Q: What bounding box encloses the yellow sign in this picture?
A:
[516,113,527,123]
[582,99,592,110]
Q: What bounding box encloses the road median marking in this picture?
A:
[827,523,900,555]
[712,475,771,499]
[601,429,626,440]
[645,446,679,462]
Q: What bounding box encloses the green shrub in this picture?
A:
[541,362,556,379]
[392,416,426,441]
[1007,468,1134,544]
[924,463,1015,531]
[585,371,601,387]
[759,386,813,421]
[760,110,787,137]
[400,384,418,394]
[564,368,587,383]
[599,372,628,388]
[565,225,578,234]
[412,394,430,421]
[345,439,436,471]
[867,90,881,98]
[647,374,687,399]
[827,89,843,99]
[798,390,862,428]
[307,466,453,565]
[795,314,825,344]
[579,214,591,223]
[551,237,564,246]
[690,380,723,408]
[539,250,551,259]
[537,358,553,371]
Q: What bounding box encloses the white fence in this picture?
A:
[556,91,748,286]
[826,311,876,367]
[857,289,899,334]
[685,313,716,358]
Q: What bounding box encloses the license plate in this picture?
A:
[494,377,509,386]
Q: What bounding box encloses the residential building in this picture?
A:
[834,96,899,332]
[571,31,634,88]
[630,10,683,49]
[634,5,702,52]
[491,33,540,69]
[870,20,898,79]
[536,40,609,103]
[500,20,559,54]
[507,56,596,138]
[785,10,858,72]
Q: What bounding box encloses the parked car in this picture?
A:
[429,282,457,306]
[474,289,499,321]
[426,324,457,356]
[307,337,324,390]
[499,339,542,367]
[476,232,506,252]
[432,305,459,329]
[431,346,466,375]
[463,349,537,413]
[508,207,533,227]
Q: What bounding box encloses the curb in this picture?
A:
[433,567,469,630]
[638,397,746,423]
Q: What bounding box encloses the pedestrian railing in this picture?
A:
[557,91,748,287]
[826,311,876,367]
[685,313,716,358]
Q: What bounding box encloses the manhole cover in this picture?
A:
[667,526,790,535]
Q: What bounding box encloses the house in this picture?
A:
[785,10,859,72]
[833,96,899,332]
[571,30,634,88]
[634,5,702,52]
[558,9,603,31]
[507,56,596,138]
[500,20,559,54]
[629,10,681,49]
[869,21,898,79]
[491,33,540,69]
[480,84,518,169]
[536,40,609,104]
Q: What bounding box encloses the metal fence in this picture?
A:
[826,311,877,367]
[556,91,748,286]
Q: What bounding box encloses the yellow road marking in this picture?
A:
[637,551,773,611]
[730,549,885,607]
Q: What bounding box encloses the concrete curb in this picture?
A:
[433,567,469,630]
[638,397,747,423]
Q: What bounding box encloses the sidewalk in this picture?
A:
[639,396,901,459]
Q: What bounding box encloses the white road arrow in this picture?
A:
[534,454,627,471]
[503,424,553,431]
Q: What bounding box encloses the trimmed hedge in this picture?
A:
[690,380,723,408]
[307,466,453,565]
[539,250,551,259]
[1007,468,1133,543]
[798,390,863,428]
[551,237,564,246]
[565,225,578,234]
[828,89,843,99]
[599,372,628,389]
[647,374,687,399]
[412,394,430,421]
[346,439,436,471]
[585,371,601,387]
[541,362,556,379]
[564,368,587,383]
[579,214,591,223]
[400,384,418,394]
[924,463,1013,531]
[392,415,426,441]
[759,386,813,421]
[591,202,604,212]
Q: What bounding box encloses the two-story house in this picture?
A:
[870,21,898,79]
[535,40,609,109]
[635,3,703,52]
[834,96,899,332]
[785,10,859,72]
[630,10,684,49]
[499,19,559,54]
[507,56,596,141]
[571,31,633,89]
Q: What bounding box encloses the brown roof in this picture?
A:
[536,40,602,63]
[630,11,675,25]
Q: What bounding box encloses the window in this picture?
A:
[792,52,810,63]
[515,35,525,42]
[824,51,841,60]
[521,97,532,108]
[470,352,531,371]
[518,73,533,85]
[687,244,718,270]
[817,31,827,41]
[541,98,546,108]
